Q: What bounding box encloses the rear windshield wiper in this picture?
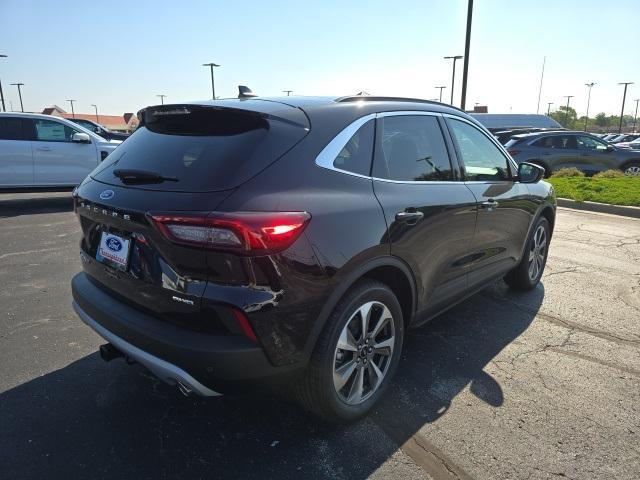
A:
[113,169,178,184]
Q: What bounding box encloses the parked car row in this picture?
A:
[505,130,640,176]
[0,113,121,188]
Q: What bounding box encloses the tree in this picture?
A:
[594,112,609,127]
[549,106,577,128]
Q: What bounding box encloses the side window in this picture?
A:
[447,118,510,181]
[34,119,78,142]
[0,117,24,140]
[577,135,608,151]
[533,136,554,148]
[372,115,453,181]
[79,120,100,134]
[333,120,374,176]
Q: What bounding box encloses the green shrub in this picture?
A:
[593,169,624,179]
[552,168,585,178]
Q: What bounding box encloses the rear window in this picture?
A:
[91,105,309,192]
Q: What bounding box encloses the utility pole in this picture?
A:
[435,86,446,102]
[156,94,166,105]
[563,95,574,126]
[282,90,292,96]
[633,99,639,132]
[547,102,553,115]
[618,82,633,134]
[444,55,463,106]
[584,82,596,132]
[460,0,473,110]
[0,54,7,112]
[10,83,24,112]
[203,62,220,99]
[66,99,76,118]
[91,104,99,123]
[536,56,546,114]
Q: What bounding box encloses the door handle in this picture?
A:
[481,199,499,210]
[36,146,52,152]
[395,211,424,223]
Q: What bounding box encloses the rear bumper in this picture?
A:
[71,272,303,393]
[73,301,221,396]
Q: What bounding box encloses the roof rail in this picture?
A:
[335,95,466,113]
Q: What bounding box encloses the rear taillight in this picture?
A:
[507,148,520,157]
[149,211,311,256]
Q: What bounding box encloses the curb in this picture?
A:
[557,198,640,219]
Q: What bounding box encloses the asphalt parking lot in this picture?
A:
[1,192,639,480]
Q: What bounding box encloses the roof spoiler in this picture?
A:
[238,86,257,99]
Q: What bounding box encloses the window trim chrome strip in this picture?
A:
[314,109,519,183]
[314,113,376,179]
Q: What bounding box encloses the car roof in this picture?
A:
[145,95,482,130]
[510,130,599,140]
[471,113,563,130]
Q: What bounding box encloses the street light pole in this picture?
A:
[618,82,633,134]
[633,99,639,133]
[563,95,574,126]
[435,86,446,102]
[444,55,463,106]
[0,54,7,112]
[547,102,553,115]
[536,56,546,114]
[584,82,595,132]
[10,83,24,112]
[156,94,166,105]
[91,104,99,123]
[202,62,220,99]
[66,99,76,118]
[460,0,473,110]
[282,90,292,96]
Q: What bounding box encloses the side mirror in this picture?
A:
[71,132,91,144]
[606,145,614,152]
[518,162,545,183]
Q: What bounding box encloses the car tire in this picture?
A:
[504,217,550,291]
[622,161,640,176]
[295,279,404,422]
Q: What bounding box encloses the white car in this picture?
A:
[0,112,122,188]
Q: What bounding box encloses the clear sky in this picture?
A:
[1,0,638,117]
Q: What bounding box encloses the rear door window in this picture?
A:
[372,115,453,181]
[0,117,25,140]
[91,105,309,192]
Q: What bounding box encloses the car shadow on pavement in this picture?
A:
[0,195,73,218]
[0,281,543,480]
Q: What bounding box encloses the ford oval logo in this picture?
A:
[100,190,115,200]
[106,237,122,252]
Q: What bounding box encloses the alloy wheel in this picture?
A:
[624,165,640,176]
[333,301,395,405]
[528,224,547,281]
